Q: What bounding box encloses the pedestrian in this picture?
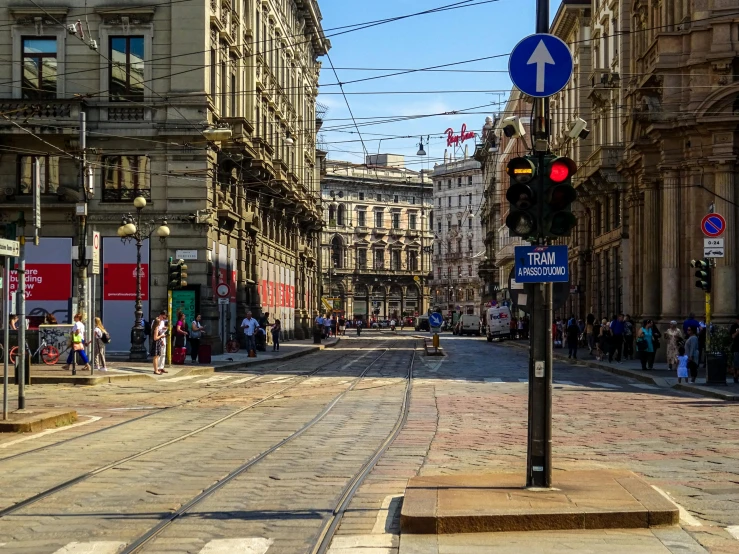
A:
[324,314,332,338]
[636,319,656,370]
[390,317,397,332]
[356,319,362,336]
[190,314,204,363]
[63,313,91,371]
[9,314,18,330]
[683,312,700,335]
[157,310,168,372]
[517,317,524,340]
[623,314,634,360]
[676,346,689,384]
[685,326,700,382]
[172,311,189,364]
[664,320,684,371]
[44,313,58,325]
[152,316,165,375]
[241,311,259,355]
[272,319,281,351]
[598,318,612,362]
[610,314,625,362]
[730,316,739,383]
[585,314,595,355]
[339,316,346,336]
[93,317,109,372]
[567,318,580,359]
[260,312,272,346]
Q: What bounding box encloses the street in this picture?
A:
[0,334,738,553]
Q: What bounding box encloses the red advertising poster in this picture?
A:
[10,263,72,301]
[103,263,149,301]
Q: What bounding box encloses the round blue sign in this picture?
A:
[508,34,574,98]
[429,313,443,327]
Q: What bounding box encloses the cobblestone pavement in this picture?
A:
[1,332,739,553]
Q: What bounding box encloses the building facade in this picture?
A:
[0,0,328,350]
[320,156,432,323]
[429,151,485,317]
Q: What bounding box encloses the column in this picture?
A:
[661,169,680,319]
[713,162,737,319]
[642,181,661,319]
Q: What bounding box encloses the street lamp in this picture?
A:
[118,196,170,361]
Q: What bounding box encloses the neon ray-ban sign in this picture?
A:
[445,124,476,147]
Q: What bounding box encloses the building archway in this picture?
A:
[353,283,369,323]
[388,285,403,319]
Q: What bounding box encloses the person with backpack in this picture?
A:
[94,317,110,372]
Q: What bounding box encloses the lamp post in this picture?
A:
[118,196,170,361]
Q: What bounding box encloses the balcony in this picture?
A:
[406,228,420,238]
[102,187,151,203]
[0,100,83,131]
[374,227,388,236]
[389,227,403,237]
[354,226,369,235]
[577,145,623,186]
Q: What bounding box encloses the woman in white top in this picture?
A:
[190,314,204,363]
[93,317,109,371]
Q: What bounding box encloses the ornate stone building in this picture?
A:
[320,156,432,322]
[429,151,485,317]
[0,0,328,350]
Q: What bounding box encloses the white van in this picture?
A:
[457,314,481,336]
[486,306,512,341]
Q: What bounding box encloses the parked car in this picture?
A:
[415,315,430,332]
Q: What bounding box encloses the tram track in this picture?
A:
[0,341,388,517]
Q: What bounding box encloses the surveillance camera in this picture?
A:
[568,117,590,140]
[501,116,526,139]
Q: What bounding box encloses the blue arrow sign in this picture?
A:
[509,34,574,98]
[429,312,443,328]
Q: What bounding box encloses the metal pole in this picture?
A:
[90,274,95,375]
[77,112,88,322]
[167,289,172,366]
[3,260,9,419]
[17,226,26,410]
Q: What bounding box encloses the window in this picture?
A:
[458,195,462,207]
[102,156,151,201]
[437,221,442,233]
[376,194,382,201]
[468,265,473,276]
[337,204,346,226]
[466,289,474,301]
[437,198,441,208]
[391,250,400,270]
[468,239,473,252]
[109,36,145,100]
[437,181,441,191]
[410,196,415,205]
[357,249,367,269]
[468,218,472,230]
[393,194,398,203]
[447,197,452,207]
[457,219,461,228]
[457,266,462,277]
[375,211,384,228]
[391,212,400,228]
[447,221,451,232]
[230,72,237,117]
[358,210,366,227]
[468,193,472,205]
[408,250,418,271]
[409,213,417,230]
[457,239,462,252]
[457,178,462,187]
[437,243,442,255]
[359,192,365,200]
[437,267,441,279]
[18,155,59,194]
[374,249,384,269]
[447,179,451,189]
[22,37,57,99]
[468,176,472,186]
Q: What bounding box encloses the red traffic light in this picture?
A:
[547,157,577,183]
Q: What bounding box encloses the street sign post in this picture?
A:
[216,282,231,299]
[701,213,726,237]
[0,238,19,258]
[514,245,569,283]
[429,312,443,330]
[91,231,100,275]
[508,34,574,98]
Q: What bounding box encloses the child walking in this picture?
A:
[676,346,689,384]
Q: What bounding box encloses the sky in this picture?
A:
[316,0,563,171]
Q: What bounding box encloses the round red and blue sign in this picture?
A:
[701,213,726,238]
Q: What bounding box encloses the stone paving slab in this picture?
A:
[0,409,77,432]
[400,470,679,534]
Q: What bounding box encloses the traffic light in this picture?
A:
[542,156,577,238]
[691,259,711,293]
[505,156,538,238]
[167,258,188,290]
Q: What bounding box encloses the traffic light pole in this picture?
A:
[526,0,553,489]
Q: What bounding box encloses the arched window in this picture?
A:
[331,235,344,268]
[328,204,336,225]
[337,204,346,226]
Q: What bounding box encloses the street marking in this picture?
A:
[0,416,102,449]
[199,538,274,554]
[553,380,579,386]
[231,375,259,385]
[269,375,292,383]
[633,383,659,390]
[484,378,503,383]
[166,375,200,382]
[107,406,158,411]
[652,486,703,527]
[591,382,622,389]
[372,494,403,534]
[328,534,395,553]
[53,542,126,554]
[726,526,739,540]
[198,376,232,384]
